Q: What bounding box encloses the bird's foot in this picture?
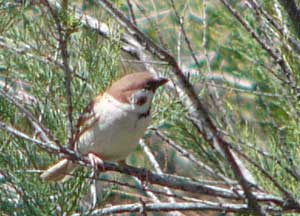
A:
[86,153,104,210]
[88,152,105,172]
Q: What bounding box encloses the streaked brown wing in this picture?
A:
[72,95,102,149]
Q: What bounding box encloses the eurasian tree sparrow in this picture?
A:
[41,72,168,181]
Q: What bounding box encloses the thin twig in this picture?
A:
[0,121,59,153]
[169,0,201,71]
[230,144,299,208]
[0,89,58,145]
[126,0,137,26]
[279,0,300,38]
[140,139,177,204]
[41,0,75,145]
[132,176,161,203]
[150,128,236,185]
[132,0,168,48]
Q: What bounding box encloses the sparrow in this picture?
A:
[40,72,168,181]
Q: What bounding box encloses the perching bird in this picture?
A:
[40,72,168,181]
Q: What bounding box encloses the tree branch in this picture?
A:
[41,0,75,145]
[72,201,293,215]
[279,0,300,38]
[139,139,178,205]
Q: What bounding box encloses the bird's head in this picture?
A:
[107,72,168,115]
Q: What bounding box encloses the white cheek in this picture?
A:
[131,90,154,113]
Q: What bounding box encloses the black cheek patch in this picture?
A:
[136,96,147,106]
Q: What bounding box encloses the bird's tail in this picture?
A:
[40,159,77,182]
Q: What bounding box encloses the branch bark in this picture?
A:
[279,0,300,38]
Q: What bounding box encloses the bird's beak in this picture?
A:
[154,77,168,88]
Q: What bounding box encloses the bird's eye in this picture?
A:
[136,95,147,106]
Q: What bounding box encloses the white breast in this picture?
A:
[77,93,151,161]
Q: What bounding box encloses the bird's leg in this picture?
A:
[87,152,104,210]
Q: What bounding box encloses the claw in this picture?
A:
[85,153,104,210]
[88,152,105,171]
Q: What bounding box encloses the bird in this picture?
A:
[40,72,168,181]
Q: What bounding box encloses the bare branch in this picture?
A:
[126,0,137,26]
[139,139,180,212]
[72,201,292,215]
[131,176,161,203]
[0,89,57,145]
[41,0,75,145]
[0,35,64,69]
[0,121,59,153]
[87,202,250,215]
[150,128,235,185]
[231,144,299,207]
[169,0,201,71]
[279,0,300,38]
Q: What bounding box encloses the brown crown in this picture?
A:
[107,72,168,103]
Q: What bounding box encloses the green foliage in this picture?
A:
[1,0,300,215]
